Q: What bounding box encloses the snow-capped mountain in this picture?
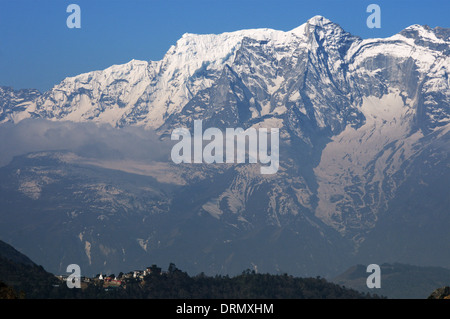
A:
[0,16,449,276]
[4,16,448,131]
[0,86,41,124]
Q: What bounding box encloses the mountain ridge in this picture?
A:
[1,16,448,131]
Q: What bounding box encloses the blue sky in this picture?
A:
[0,0,448,92]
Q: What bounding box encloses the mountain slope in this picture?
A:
[0,239,35,266]
[0,239,60,298]
[333,263,450,299]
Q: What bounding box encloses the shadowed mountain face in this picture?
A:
[0,16,448,277]
[0,238,35,266]
[0,239,60,298]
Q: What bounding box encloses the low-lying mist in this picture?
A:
[0,119,173,167]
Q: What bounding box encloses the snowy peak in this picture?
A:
[30,58,153,126]
[52,59,150,96]
[400,24,450,44]
[290,15,346,38]
[306,15,333,27]
[163,24,305,82]
[0,86,41,123]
